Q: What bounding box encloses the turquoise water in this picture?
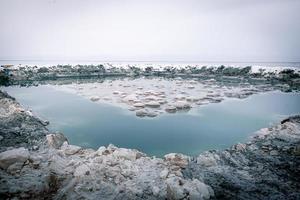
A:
[2,85,300,157]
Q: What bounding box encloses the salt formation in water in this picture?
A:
[49,77,289,118]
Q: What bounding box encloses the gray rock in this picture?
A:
[0,147,29,170]
[60,142,82,155]
[46,133,68,149]
[164,153,190,168]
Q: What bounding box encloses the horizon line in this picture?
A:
[0,59,300,63]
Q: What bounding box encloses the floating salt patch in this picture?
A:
[165,106,177,113]
[103,96,111,101]
[173,101,191,110]
[145,95,159,101]
[136,110,148,117]
[133,103,145,108]
[113,91,120,95]
[90,96,100,102]
[175,94,186,100]
[145,101,160,108]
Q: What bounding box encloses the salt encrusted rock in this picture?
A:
[160,168,169,179]
[270,150,279,156]
[196,153,220,167]
[294,145,300,155]
[112,148,144,161]
[107,144,118,152]
[90,96,100,102]
[145,101,160,108]
[232,143,247,152]
[74,164,90,177]
[166,177,213,200]
[96,146,109,155]
[0,147,29,170]
[164,153,190,168]
[60,142,82,155]
[46,133,68,149]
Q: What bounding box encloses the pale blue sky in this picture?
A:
[0,0,299,61]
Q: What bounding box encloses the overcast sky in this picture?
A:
[0,0,300,62]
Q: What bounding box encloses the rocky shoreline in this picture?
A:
[0,90,300,199]
[2,64,300,89]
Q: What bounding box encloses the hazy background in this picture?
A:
[0,0,300,62]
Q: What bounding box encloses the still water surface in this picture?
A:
[2,85,300,157]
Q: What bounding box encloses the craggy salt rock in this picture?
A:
[196,152,220,167]
[0,147,29,170]
[96,146,109,156]
[145,101,160,108]
[46,133,68,149]
[112,148,144,161]
[160,168,169,179]
[166,177,213,200]
[60,142,82,155]
[74,164,90,177]
[164,153,190,168]
[90,96,100,102]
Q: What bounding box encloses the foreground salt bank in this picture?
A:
[0,89,300,199]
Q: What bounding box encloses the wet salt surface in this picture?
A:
[46,77,278,118]
[2,82,300,157]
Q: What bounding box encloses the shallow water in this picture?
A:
[2,85,300,157]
